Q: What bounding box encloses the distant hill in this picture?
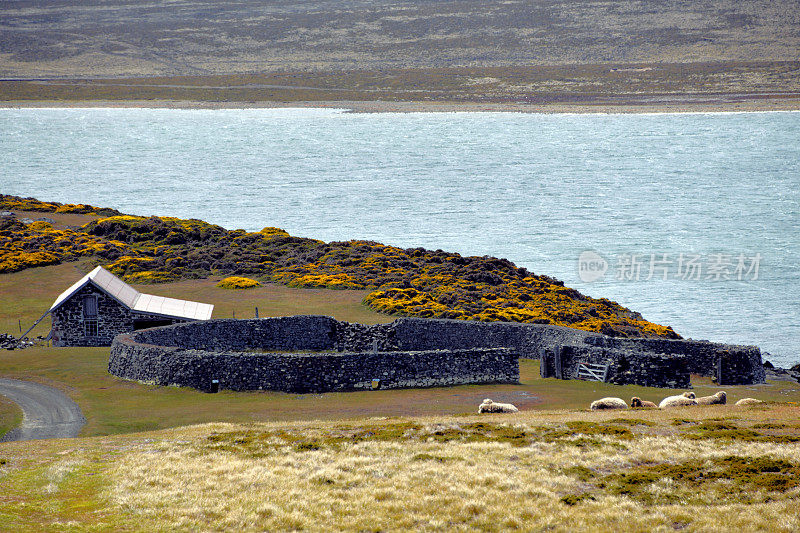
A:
[1,0,799,78]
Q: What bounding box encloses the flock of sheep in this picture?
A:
[477,393,765,414]
[590,391,764,410]
[477,393,764,414]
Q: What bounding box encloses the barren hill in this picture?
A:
[1,0,799,78]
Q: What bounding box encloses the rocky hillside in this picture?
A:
[0,194,678,338]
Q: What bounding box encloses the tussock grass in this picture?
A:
[1,407,800,530]
[108,410,800,531]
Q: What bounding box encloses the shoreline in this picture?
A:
[3,97,800,114]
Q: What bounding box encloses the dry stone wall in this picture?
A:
[545,345,691,389]
[582,335,765,385]
[109,342,517,393]
[108,315,765,392]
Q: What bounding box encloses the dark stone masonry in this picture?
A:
[52,283,188,347]
[109,315,765,393]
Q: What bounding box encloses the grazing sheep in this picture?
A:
[659,394,699,409]
[478,398,519,414]
[630,397,658,409]
[696,391,727,405]
[590,397,628,410]
[735,398,763,406]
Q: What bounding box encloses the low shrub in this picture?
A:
[0,193,680,338]
[216,276,261,289]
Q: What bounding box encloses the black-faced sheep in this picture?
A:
[735,398,763,406]
[630,397,658,409]
[590,397,628,410]
[696,391,727,405]
[659,393,699,408]
[478,398,519,413]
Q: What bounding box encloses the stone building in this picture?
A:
[47,266,213,347]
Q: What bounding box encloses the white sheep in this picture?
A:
[478,398,519,414]
[589,397,628,410]
[659,392,699,408]
[735,398,763,406]
[696,391,727,405]
[630,397,658,409]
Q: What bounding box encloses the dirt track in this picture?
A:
[0,378,85,441]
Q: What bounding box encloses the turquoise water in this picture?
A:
[1,108,798,366]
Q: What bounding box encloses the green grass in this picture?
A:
[0,395,23,440]
[1,343,799,438]
[2,262,800,439]
[0,260,391,341]
[0,436,146,532]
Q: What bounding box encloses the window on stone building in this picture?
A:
[84,319,98,337]
[83,295,98,318]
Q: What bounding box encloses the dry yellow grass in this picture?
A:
[7,406,799,532]
[109,413,800,532]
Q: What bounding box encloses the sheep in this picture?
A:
[630,397,658,409]
[478,398,519,414]
[590,397,628,410]
[659,393,699,408]
[696,391,727,405]
[735,398,763,406]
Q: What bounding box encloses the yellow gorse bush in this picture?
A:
[216,276,261,289]
[0,194,679,338]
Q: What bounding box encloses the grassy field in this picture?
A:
[2,0,799,110]
[1,405,800,531]
[0,395,22,440]
[1,341,799,438]
[2,259,799,437]
[0,260,390,341]
[2,250,800,530]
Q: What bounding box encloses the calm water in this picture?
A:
[1,108,798,366]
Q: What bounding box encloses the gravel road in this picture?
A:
[0,378,85,441]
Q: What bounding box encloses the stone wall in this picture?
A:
[544,345,691,389]
[390,317,592,358]
[51,283,185,347]
[337,317,762,385]
[582,335,765,385]
[108,315,765,391]
[110,330,518,393]
[130,315,339,352]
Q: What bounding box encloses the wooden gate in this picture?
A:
[576,361,610,382]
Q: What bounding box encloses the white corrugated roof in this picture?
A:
[49,266,214,321]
